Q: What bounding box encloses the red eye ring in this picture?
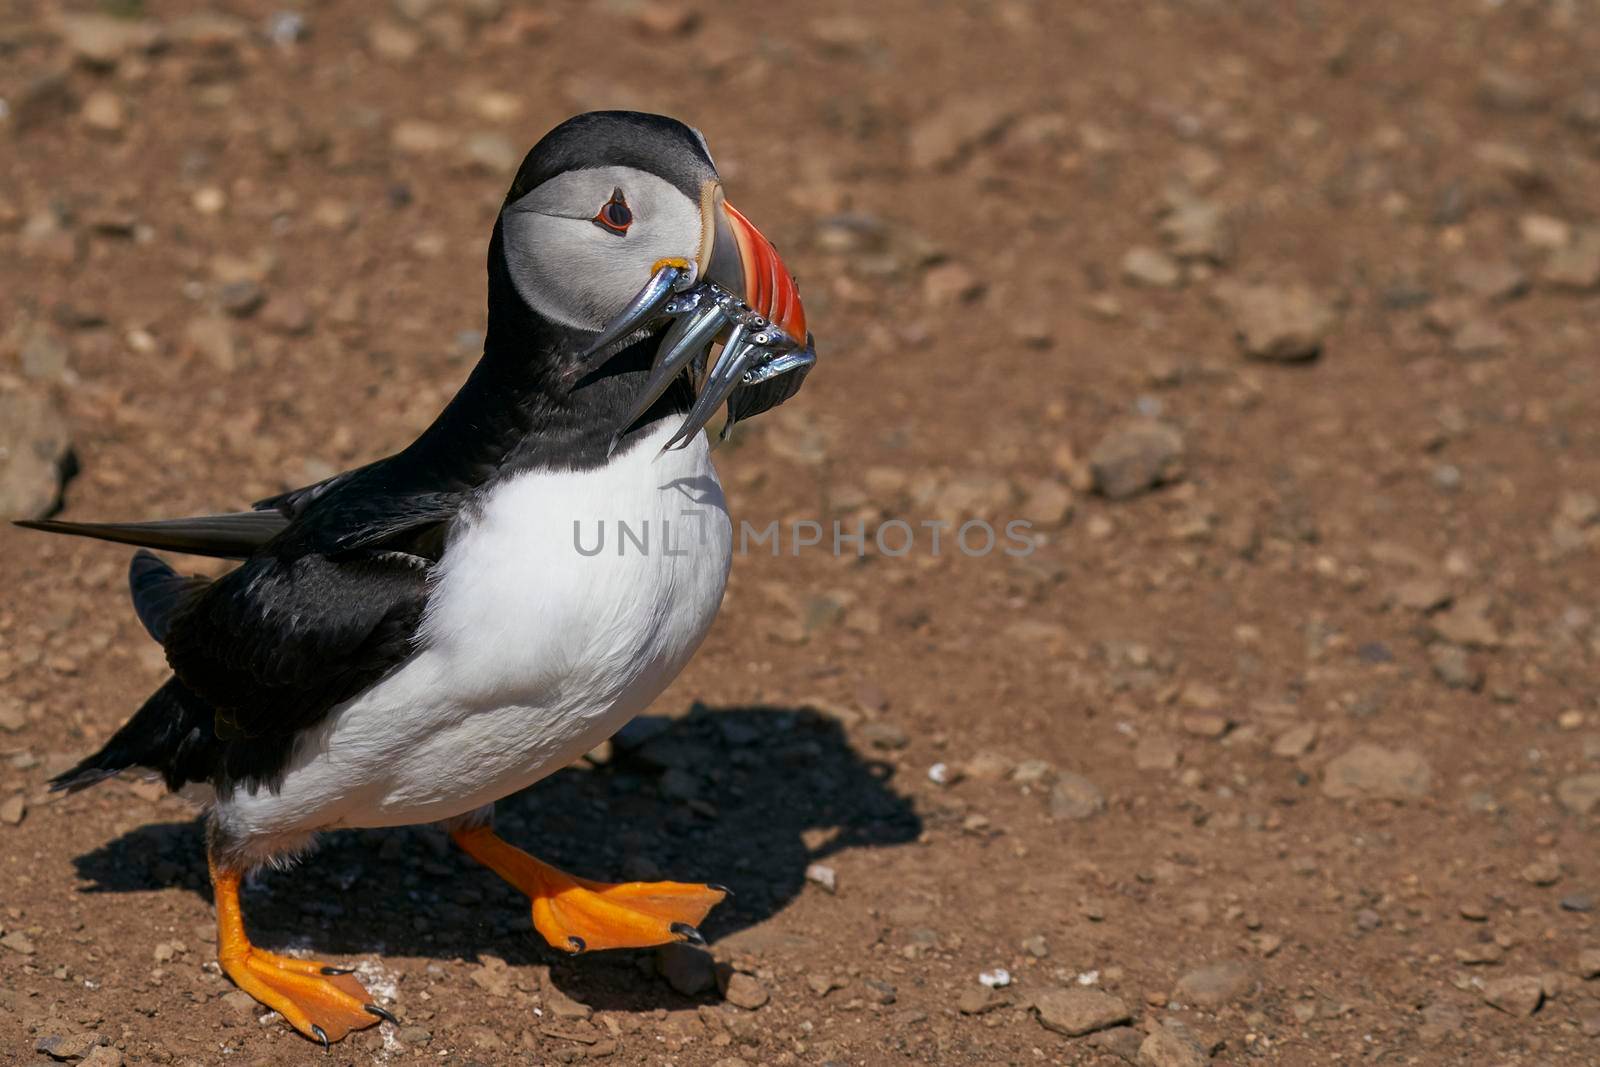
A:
[593,189,632,235]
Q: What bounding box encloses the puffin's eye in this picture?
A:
[593,190,632,235]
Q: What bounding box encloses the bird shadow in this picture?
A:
[69,703,921,1011]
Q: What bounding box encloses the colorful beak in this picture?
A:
[610,188,815,452]
[704,197,807,347]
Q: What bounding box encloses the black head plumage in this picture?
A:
[504,111,719,203]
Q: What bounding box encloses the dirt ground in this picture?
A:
[3,1,1600,1064]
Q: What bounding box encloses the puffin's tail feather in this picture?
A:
[12,509,286,560]
[49,678,217,794]
[128,551,209,644]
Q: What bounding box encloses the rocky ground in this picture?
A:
[3,1,1600,1064]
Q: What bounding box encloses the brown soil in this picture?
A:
[4,1,1600,1065]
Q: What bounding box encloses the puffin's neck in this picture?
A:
[394,221,690,493]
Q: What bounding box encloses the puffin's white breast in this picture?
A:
[214,420,732,842]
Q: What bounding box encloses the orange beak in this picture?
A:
[616,185,816,451]
[702,190,807,346]
[720,200,807,345]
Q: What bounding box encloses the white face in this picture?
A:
[500,165,706,332]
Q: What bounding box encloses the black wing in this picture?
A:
[160,549,431,791]
[21,459,467,792]
[24,353,539,792]
[46,547,430,795]
[128,550,211,642]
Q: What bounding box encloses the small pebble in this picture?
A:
[804,863,838,894]
[979,967,1011,989]
[0,796,25,826]
[722,972,769,1010]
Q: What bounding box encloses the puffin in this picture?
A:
[16,111,815,1047]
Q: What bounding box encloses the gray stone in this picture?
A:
[1175,959,1258,1008]
[1122,246,1183,288]
[1431,594,1501,648]
[658,766,699,802]
[1429,644,1482,690]
[1451,318,1511,357]
[632,3,698,36]
[0,389,73,520]
[804,863,837,893]
[1542,228,1600,291]
[1021,478,1074,527]
[53,14,162,68]
[1139,1026,1209,1067]
[1159,191,1231,264]
[657,943,717,996]
[860,721,909,750]
[20,325,71,380]
[1271,724,1317,759]
[0,796,24,825]
[1081,1030,1145,1062]
[862,978,896,1004]
[1087,1026,1146,1062]
[1557,774,1600,816]
[1560,490,1600,527]
[468,956,512,997]
[542,984,592,1020]
[2,930,37,954]
[722,972,769,1009]
[1418,1001,1464,1043]
[1392,577,1451,613]
[261,296,314,336]
[0,702,25,732]
[1089,420,1184,499]
[908,97,1012,171]
[1134,735,1180,771]
[368,20,422,60]
[1048,773,1105,820]
[80,90,124,135]
[1012,759,1056,786]
[1522,858,1562,886]
[218,280,265,318]
[921,261,985,305]
[1474,141,1542,189]
[1477,67,1547,113]
[1482,975,1544,1016]
[1215,281,1336,361]
[1034,988,1131,1036]
[35,1033,102,1062]
[1322,744,1433,800]
[957,987,1000,1015]
[1454,258,1528,301]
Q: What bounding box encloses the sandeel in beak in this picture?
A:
[584,187,816,453]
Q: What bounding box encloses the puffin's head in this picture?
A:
[498,111,813,447]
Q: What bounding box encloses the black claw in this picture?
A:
[365,1003,399,1025]
[320,965,356,975]
[670,922,706,946]
[310,1024,330,1051]
[566,935,587,953]
[707,883,733,898]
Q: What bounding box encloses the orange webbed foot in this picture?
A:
[451,825,727,953]
[221,947,388,1046]
[210,858,394,1046]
